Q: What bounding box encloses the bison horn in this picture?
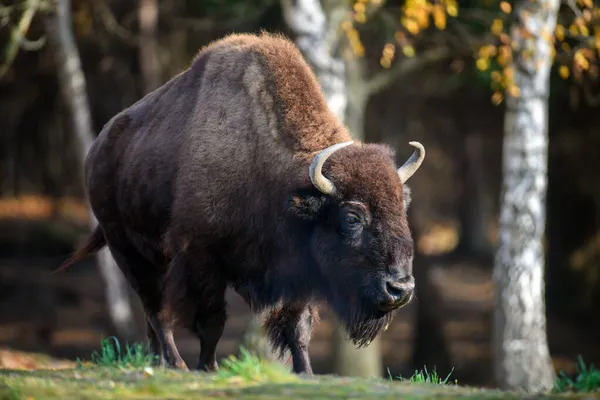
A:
[309,141,354,195]
[397,141,425,183]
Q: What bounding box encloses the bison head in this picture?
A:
[288,141,425,347]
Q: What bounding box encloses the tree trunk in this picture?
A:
[138,0,160,94]
[492,0,559,391]
[281,0,347,118]
[45,0,137,342]
[281,0,382,378]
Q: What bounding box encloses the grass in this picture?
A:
[0,339,598,399]
[214,347,298,385]
[81,336,159,369]
[553,355,600,393]
[390,365,457,385]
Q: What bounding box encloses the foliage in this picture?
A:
[80,336,158,369]
[213,347,297,385]
[553,356,600,393]
[341,0,600,105]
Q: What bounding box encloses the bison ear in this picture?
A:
[287,190,326,221]
[402,184,412,214]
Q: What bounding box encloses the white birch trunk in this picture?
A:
[492,0,559,391]
[138,0,160,94]
[45,0,137,342]
[281,0,382,378]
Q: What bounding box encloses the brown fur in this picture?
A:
[57,31,421,374]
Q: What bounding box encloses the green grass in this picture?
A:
[553,356,600,393]
[392,365,457,385]
[80,336,159,369]
[1,340,598,399]
[214,347,298,385]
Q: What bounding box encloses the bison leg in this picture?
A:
[102,237,187,369]
[192,305,226,372]
[163,251,227,372]
[264,303,316,375]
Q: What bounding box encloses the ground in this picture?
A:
[0,354,596,400]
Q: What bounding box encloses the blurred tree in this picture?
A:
[138,0,160,93]
[44,0,137,342]
[492,0,559,392]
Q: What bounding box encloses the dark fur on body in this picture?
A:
[59,32,419,373]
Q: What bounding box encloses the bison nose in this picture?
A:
[380,276,414,311]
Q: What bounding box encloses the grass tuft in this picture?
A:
[389,365,457,385]
[79,336,159,369]
[213,347,298,385]
[553,355,600,393]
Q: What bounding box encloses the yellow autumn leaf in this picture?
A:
[380,57,392,69]
[402,45,415,57]
[491,91,503,105]
[507,84,520,98]
[353,2,366,13]
[559,65,570,79]
[555,24,565,41]
[574,50,590,70]
[446,2,458,17]
[415,7,430,29]
[355,12,366,23]
[491,19,503,36]
[500,1,511,13]
[580,25,590,37]
[433,4,446,30]
[402,17,421,35]
[491,70,501,82]
[476,57,489,71]
[497,45,512,67]
[382,43,395,58]
[569,23,579,36]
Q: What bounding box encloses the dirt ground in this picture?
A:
[2,255,599,388]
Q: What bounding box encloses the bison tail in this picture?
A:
[53,226,107,274]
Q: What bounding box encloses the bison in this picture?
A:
[58,31,425,375]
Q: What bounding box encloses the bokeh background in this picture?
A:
[0,0,599,389]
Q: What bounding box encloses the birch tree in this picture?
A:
[492,0,560,391]
[138,0,160,94]
[45,0,137,342]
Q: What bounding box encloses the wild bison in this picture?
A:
[58,31,425,375]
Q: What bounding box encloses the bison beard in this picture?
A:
[56,32,425,376]
[339,299,397,348]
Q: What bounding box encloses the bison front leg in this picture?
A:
[264,303,316,375]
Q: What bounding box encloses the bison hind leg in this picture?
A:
[162,250,227,372]
[263,303,317,375]
[102,236,187,370]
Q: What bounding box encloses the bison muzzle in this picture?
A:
[57,32,425,375]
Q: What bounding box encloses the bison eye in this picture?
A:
[344,213,361,226]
